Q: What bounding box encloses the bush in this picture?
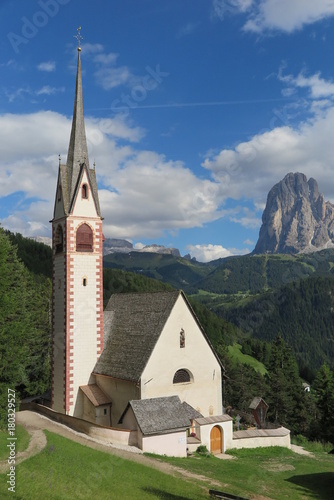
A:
[196,445,210,456]
[292,434,333,453]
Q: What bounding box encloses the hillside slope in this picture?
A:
[103,251,214,289]
[221,276,334,372]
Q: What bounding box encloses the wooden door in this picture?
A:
[210,426,222,454]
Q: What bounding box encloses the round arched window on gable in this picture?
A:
[173,369,193,384]
[76,223,93,252]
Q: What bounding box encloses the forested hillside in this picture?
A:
[215,276,334,373]
[192,250,334,294]
[103,251,214,289]
[1,230,334,443]
[0,228,51,425]
[5,230,52,278]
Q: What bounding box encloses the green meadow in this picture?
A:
[228,343,268,375]
[1,426,333,499]
[0,430,207,499]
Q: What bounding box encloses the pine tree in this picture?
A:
[266,335,306,432]
[312,363,334,443]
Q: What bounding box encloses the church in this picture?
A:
[49,41,290,457]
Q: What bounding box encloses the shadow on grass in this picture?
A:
[286,472,334,499]
[142,486,201,499]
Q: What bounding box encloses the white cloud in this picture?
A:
[212,0,253,19]
[134,242,145,250]
[246,0,334,33]
[0,111,223,239]
[37,61,56,72]
[203,104,334,212]
[213,0,334,33]
[80,43,132,90]
[95,66,132,90]
[87,115,144,143]
[5,87,30,102]
[230,207,262,228]
[99,153,223,239]
[177,22,199,38]
[279,70,334,99]
[36,86,65,96]
[187,243,249,262]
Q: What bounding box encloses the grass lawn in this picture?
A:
[0,430,208,499]
[1,428,333,499]
[228,343,268,375]
[157,445,334,500]
[0,425,30,460]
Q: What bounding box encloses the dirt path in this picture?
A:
[0,427,46,473]
[2,410,223,489]
[290,444,315,457]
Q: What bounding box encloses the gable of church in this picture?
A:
[70,166,99,218]
[140,293,223,416]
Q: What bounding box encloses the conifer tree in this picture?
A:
[266,335,306,431]
[312,363,334,443]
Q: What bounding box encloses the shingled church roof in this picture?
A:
[93,290,224,382]
[94,291,181,381]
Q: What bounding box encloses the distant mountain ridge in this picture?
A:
[103,238,181,257]
[254,172,334,254]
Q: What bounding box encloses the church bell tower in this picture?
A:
[51,31,104,416]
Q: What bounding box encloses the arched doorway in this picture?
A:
[210,426,223,454]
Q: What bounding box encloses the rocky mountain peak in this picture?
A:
[254,172,334,254]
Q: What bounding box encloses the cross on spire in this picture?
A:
[74,26,83,51]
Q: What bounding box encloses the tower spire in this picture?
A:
[67,28,89,202]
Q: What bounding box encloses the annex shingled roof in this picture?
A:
[80,384,112,407]
[182,401,203,420]
[129,396,191,435]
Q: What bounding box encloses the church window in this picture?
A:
[76,223,93,252]
[55,225,63,253]
[173,369,192,384]
[104,408,107,415]
[83,278,87,287]
[57,186,61,202]
[82,183,88,199]
[180,328,185,348]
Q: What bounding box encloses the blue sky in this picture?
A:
[2,1,334,261]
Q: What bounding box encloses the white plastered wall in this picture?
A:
[52,219,66,413]
[71,170,98,218]
[230,432,291,450]
[95,375,139,427]
[141,294,222,417]
[70,218,100,417]
[141,430,187,457]
[82,394,96,423]
[197,421,233,453]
